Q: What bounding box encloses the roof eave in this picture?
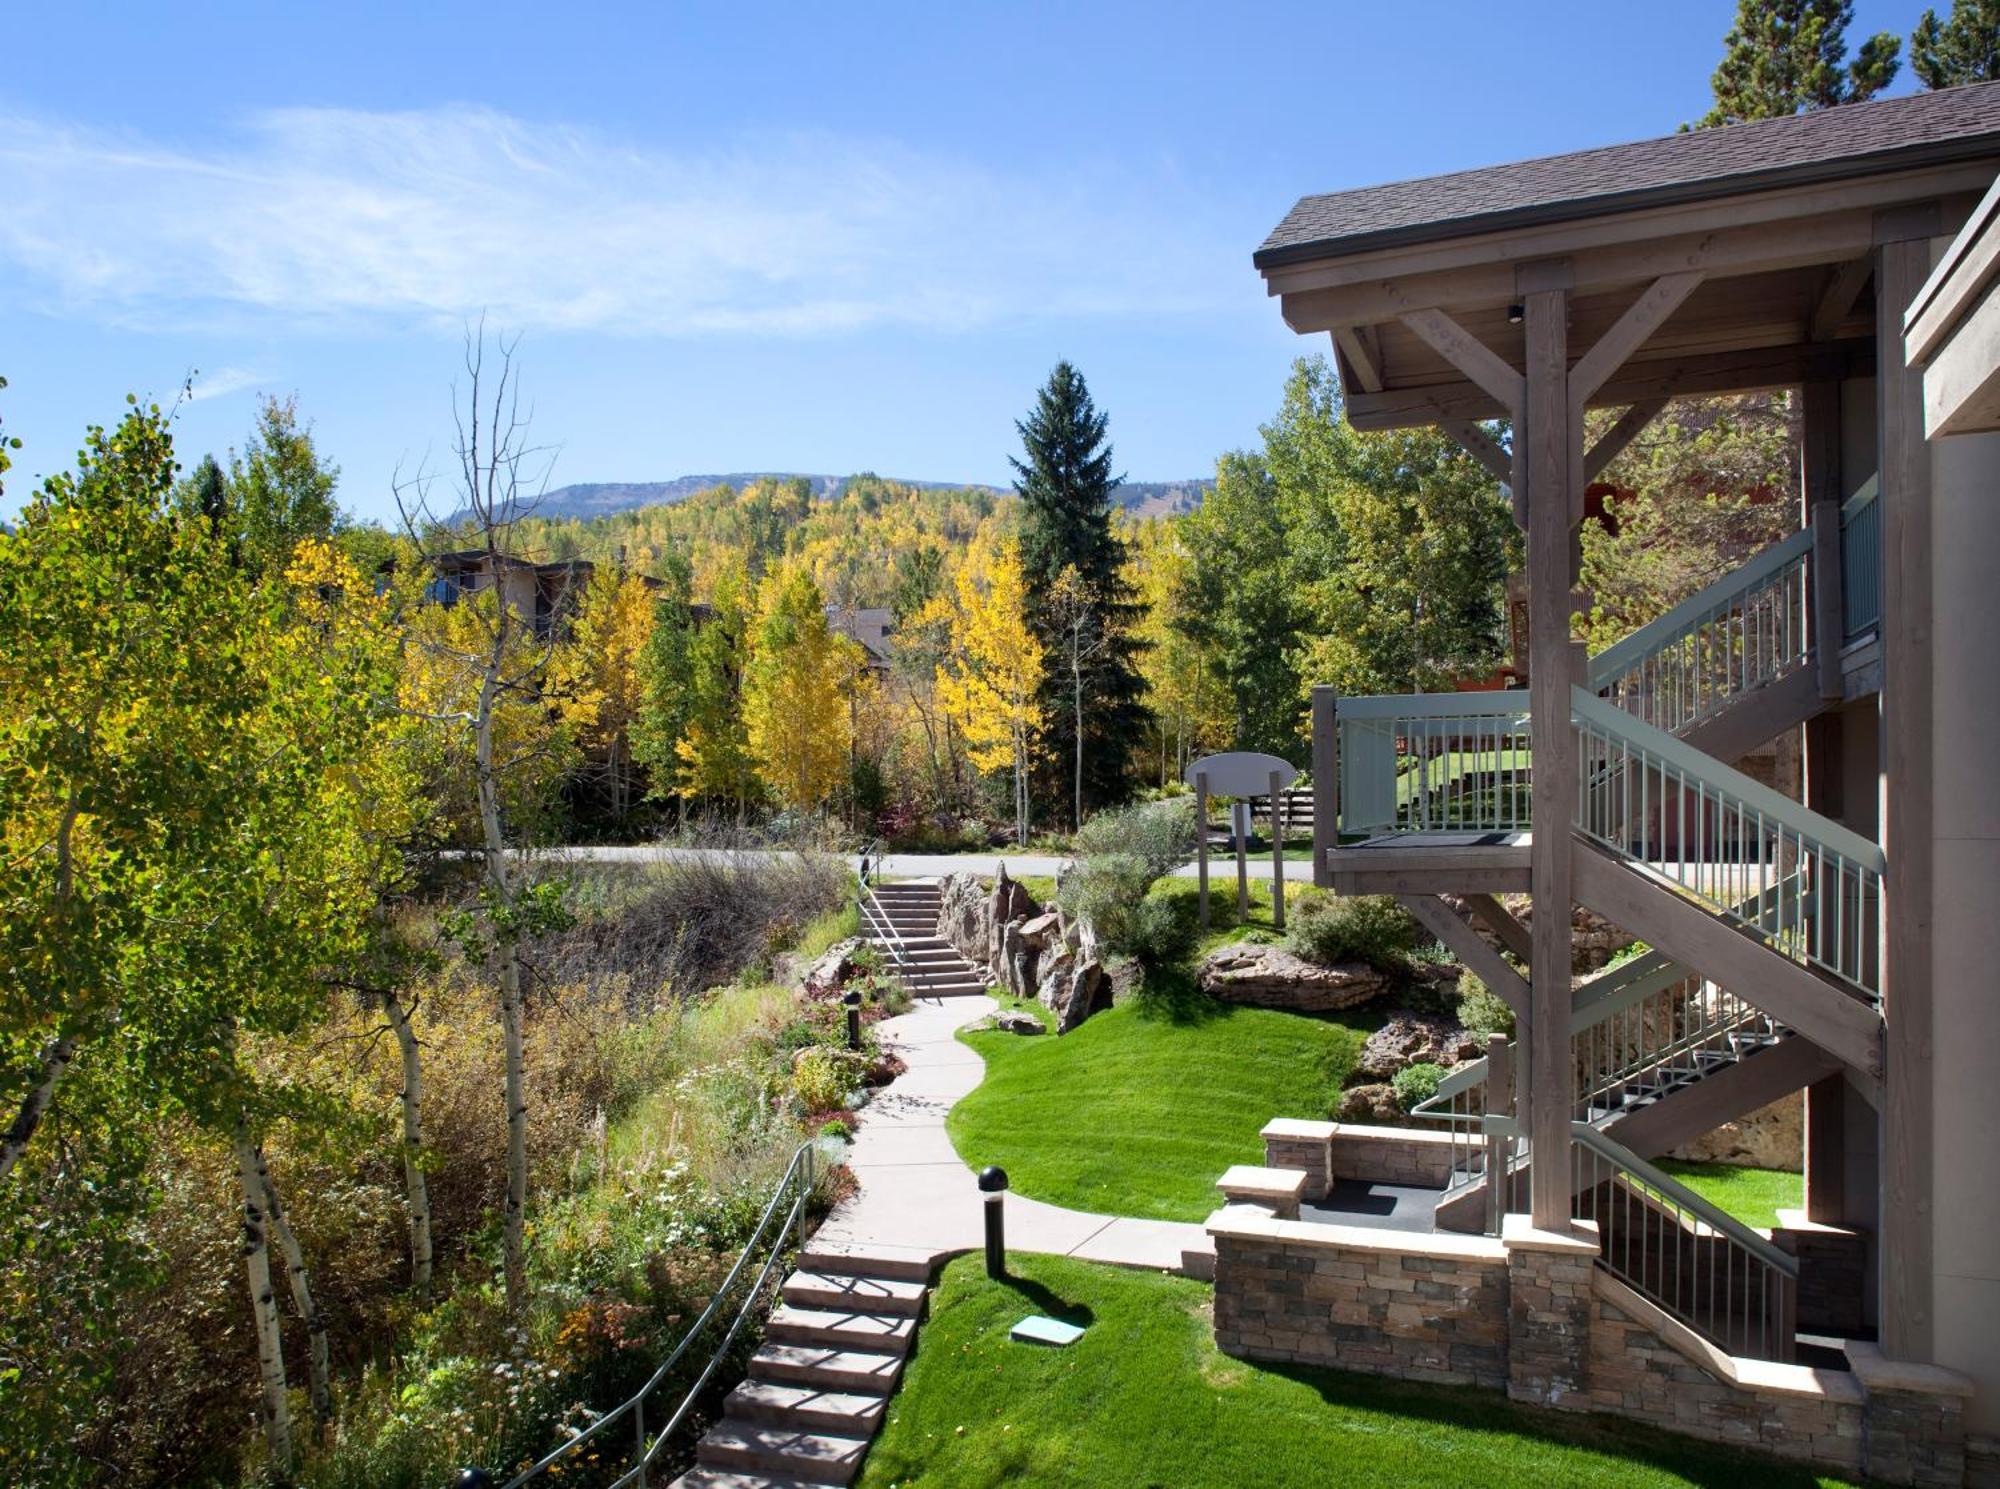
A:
[1253,133,2000,275]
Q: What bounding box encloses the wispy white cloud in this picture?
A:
[0,106,1241,337]
[184,364,268,401]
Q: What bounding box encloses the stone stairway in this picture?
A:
[863,881,991,999]
[670,1248,930,1488]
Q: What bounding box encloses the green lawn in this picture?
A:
[1654,1159,1803,1230]
[859,1254,1858,1489]
[947,980,1369,1222]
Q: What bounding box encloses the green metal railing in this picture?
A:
[1335,691,1533,836]
[1572,687,1882,998]
[1589,525,1814,737]
[495,1141,818,1488]
[1841,475,1882,643]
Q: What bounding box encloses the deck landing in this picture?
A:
[1326,831,1532,895]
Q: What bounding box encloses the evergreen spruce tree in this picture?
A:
[1912,0,2000,87]
[1010,361,1150,827]
[1694,0,1900,127]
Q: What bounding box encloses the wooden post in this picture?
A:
[1804,1072,1848,1225]
[1196,770,1211,931]
[1235,802,1250,920]
[1524,281,1577,1232]
[1803,379,1846,699]
[1311,687,1338,889]
[1486,1032,1512,1235]
[1877,235,1935,1361]
[1270,768,1286,931]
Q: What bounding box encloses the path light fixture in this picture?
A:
[843,988,863,1051]
[452,1469,494,1489]
[979,1165,1010,1278]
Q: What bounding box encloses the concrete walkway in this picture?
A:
[808,995,1211,1276]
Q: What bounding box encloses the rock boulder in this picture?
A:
[1355,1012,1484,1081]
[1197,943,1395,1013]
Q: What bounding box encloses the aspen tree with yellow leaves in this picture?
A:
[936,539,1045,845]
[554,563,657,828]
[743,564,859,810]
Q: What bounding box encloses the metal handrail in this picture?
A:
[1336,690,1534,836]
[858,884,931,1004]
[497,1141,818,1488]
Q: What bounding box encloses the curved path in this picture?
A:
[808,995,1213,1276]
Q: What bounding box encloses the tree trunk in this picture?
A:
[235,1128,294,1481]
[382,988,433,1296]
[1072,651,1084,831]
[254,1145,332,1428]
[0,1033,76,1184]
[475,662,529,1316]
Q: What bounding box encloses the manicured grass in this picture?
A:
[947,972,1369,1222]
[1654,1159,1803,1230]
[859,1254,1857,1489]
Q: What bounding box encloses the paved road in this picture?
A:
[550,843,1305,882]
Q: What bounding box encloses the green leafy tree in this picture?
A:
[1695,0,1900,127]
[230,394,341,576]
[1175,450,1308,758]
[1912,0,2000,86]
[632,546,699,807]
[1011,361,1150,826]
[676,557,762,807]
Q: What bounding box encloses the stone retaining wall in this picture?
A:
[1207,1205,1975,1484]
[1260,1118,1458,1195]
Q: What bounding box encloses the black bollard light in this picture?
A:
[453,1470,494,1489]
[843,988,863,1050]
[979,1165,1009,1278]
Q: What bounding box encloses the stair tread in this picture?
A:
[698,1418,871,1478]
[784,1271,928,1309]
[728,1378,888,1428]
[795,1248,932,1282]
[767,1306,916,1351]
[671,1469,841,1489]
[752,1342,906,1386]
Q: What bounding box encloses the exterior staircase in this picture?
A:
[860,881,991,999]
[671,1248,931,1488]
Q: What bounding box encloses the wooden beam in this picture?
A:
[1811,257,1873,342]
[1584,398,1667,481]
[1463,893,1533,962]
[1347,339,1871,431]
[1571,841,1884,1077]
[1524,285,1575,1231]
[1677,667,1829,765]
[1442,420,1513,484]
[1804,1072,1848,1225]
[1394,895,1530,1016]
[1310,688,1337,890]
[1568,271,1706,409]
[1397,307,1526,415]
[1803,380,1846,699]
[1877,237,1935,1362]
[1333,326,1384,392]
[1609,1036,1841,1160]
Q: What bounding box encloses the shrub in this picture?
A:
[1125,890,1200,968]
[791,1047,856,1113]
[1456,971,1516,1037]
[1391,1061,1445,1111]
[1286,894,1421,971]
[818,1118,852,1141]
[1060,800,1199,955]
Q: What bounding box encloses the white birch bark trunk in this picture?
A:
[475,655,529,1315]
[0,1034,76,1184]
[254,1146,332,1427]
[235,1128,294,1479]
[382,987,433,1296]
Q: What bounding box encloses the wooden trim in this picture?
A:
[1802,378,1846,699]
[1397,307,1526,414]
[1395,895,1530,1016]
[1811,257,1873,343]
[1571,841,1883,1078]
[1877,237,1935,1361]
[1442,419,1513,484]
[1584,398,1666,481]
[1906,175,2000,360]
[1569,272,1706,408]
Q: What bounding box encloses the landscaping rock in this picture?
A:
[1472,895,1632,974]
[936,868,1046,973]
[1197,943,1395,1013]
[993,1010,1044,1036]
[1337,1083,1403,1124]
[1669,1090,1803,1170]
[1355,1012,1484,1081]
[802,937,864,999]
[1054,957,1108,1033]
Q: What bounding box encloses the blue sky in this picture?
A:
[0,1,1929,523]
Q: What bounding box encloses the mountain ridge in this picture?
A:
[489,472,1211,523]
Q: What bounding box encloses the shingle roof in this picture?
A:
[1257,82,2000,269]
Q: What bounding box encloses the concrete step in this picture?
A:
[783,1270,928,1317]
[696,1419,870,1486]
[766,1305,916,1354]
[725,1377,889,1434]
[669,1467,834,1489]
[795,1247,934,1284]
[748,1341,906,1393]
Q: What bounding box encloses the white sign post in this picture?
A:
[1184,752,1299,931]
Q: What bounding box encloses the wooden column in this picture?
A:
[1269,769,1286,931]
[1877,236,1936,1361]
[1524,283,1577,1231]
[1311,687,1337,889]
[1803,379,1846,700]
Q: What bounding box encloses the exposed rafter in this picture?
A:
[1810,256,1873,342]
[1584,398,1669,482]
[1332,326,1384,392]
[1568,272,1706,410]
[1397,308,1526,415]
